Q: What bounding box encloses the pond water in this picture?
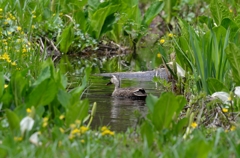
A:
[83,75,160,132]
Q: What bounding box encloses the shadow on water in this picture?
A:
[83,75,159,132]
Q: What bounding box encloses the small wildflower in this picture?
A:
[101,126,108,132]
[101,129,114,136]
[70,124,76,129]
[157,53,161,58]
[59,13,63,16]
[43,117,48,122]
[0,8,2,12]
[59,114,65,120]
[75,119,81,125]
[228,97,232,101]
[42,122,48,127]
[191,122,198,128]
[7,31,12,35]
[230,126,236,131]
[31,25,35,29]
[26,108,31,113]
[222,108,228,113]
[22,48,27,53]
[59,128,64,133]
[229,9,233,13]
[168,33,173,38]
[32,15,36,18]
[159,39,165,44]
[80,139,85,143]
[71,128,80,135]
[11,61,17,66]
[80,126,89,134]
[4,84,8,88]
[14,137,23,142]
[17,26,22,31]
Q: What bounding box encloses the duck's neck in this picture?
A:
[114,81,120,89]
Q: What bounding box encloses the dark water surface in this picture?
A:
[83,75,159,132]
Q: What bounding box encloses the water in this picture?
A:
[83,76,159,132]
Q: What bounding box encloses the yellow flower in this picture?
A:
[59,13,63,16]
[71,128,80,135]
[7,31,12,35]
[0,8,2,12]
[22,48,27,53]
[32,25,35,29]
[157,53,161,58]
[26,108,31,113]
[101,126,108,131]
[4,21,8,25]
[168,33,173,38]
[14,137,23,142]
[159,39,165,44]
[32,15,36,18]
[222,108,228,113]
[59,114,65,120]
[229,9,233,13]
[191,122,198,128]
[11,61,17,66]
[230,126,236,131]
[80,139,85,143]
[75,119,81,125]
[101,129,114,136]
[4,84,8,88]
[59,128,64,133]
[43,117,48,122]
[17,26,22,31]
[42,122,48,127]
[80,126,88,134]
[70,124,76,129]
[228,97,232,101]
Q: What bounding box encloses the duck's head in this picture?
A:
[106,75,120,88]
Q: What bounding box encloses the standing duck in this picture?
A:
[106,75,147,99]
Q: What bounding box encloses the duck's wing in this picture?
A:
[132,88,147,96]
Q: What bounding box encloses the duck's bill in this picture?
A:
[106,81,113,86]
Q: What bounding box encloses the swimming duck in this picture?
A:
[106,75,147,99]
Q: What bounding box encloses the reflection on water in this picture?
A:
[83,76,159,132]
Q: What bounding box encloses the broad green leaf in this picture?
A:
[146,94,158,114]
[207,78,228,94]
[58,25,74,53]
[151,92,186,131]
[140,121,154,146]
[32,66,51,87]
[0,72,4,98]
[27,79,57,107]
[6,109,20,132]
[210,1,230,25]
[10,72,27,106]
[142,1,164,27]
[226,43,240,85]
[66,99,89,126]
[57,90,71,108]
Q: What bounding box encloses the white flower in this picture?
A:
[234,86,240,97]
[20,116,34,134]
[211,92,229,104]
[29,132,42,146]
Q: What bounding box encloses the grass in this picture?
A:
[0,0,240,157]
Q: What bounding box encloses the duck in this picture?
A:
[106,75,147,99]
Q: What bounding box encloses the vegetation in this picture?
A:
[0,0,240,157]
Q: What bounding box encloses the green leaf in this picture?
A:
[210,1,230,25]
[57,90,71,108]
[6,109,20,132]
[66,99,89,126]
[146,94,158,114]
[207,78,228,94]
[27,79,57,107]
[0,72,4,98]
[226,43,240,85]
[58,25,74,53]
[142,1,164,27]
[140,121,154,146]
[150,92,186,131]
[33,66,51,87]
[10,72,27,106]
